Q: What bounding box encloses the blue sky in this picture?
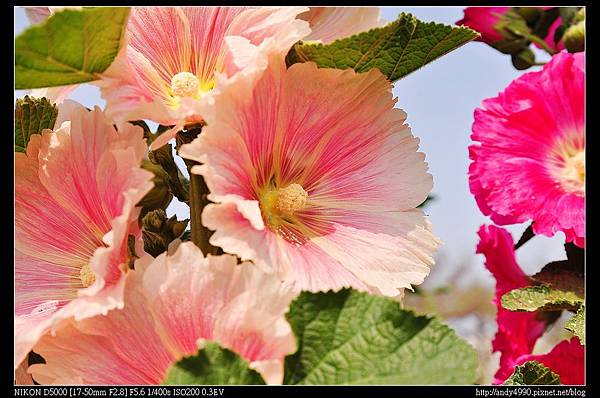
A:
[14,7,567,289]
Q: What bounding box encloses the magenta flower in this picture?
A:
[456,7,511,45]
[14,101,154,370]
[535,17,565,52]
[180,54,441,299]
[477,225,547,384]
[299,7,384,44]
[469,52,585,247]
[97,7,310,149]
[477,225,584,385]
[511,337,584,385]
[27,243,297,385]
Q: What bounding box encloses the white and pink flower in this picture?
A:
[299,7,384,44]
[14,101,154,370]
[96,6,310,149]
[180,54,441,299]
[27,242,297,385]
[469,51,585,247]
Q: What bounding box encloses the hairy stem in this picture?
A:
[189,171,217,255]
[176,127,220,256]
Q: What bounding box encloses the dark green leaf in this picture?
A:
[504,361,561,385]
[15,7,130,88]
[286,13,478,82]
[163,343,265,385]
[531,261,584,298]
[15,95,58,152]
[564,242,585,274]
[141,209,189,257]
[149,143,190,204]
[283,289,478,385]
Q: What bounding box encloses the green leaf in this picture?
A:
[283,289,478,385]
[531,261,584,298]
[504,361,561,385]
[501,285,583,312]
[286,13,478,82]
[15,7,130,89]
[15,95,58,152]
[565,305,585,345]
[162,342,265,385]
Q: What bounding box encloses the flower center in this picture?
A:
[260,183,308,229]
[170,72,200,98]
[560,150,585,193]
[276,183,308,216]
[79,263,96,288]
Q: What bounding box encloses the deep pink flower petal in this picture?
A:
[512,337,584,385]
[534,17,565,51]
[469,52,585,247]
[456,7,510,44]
[476,225,547,384]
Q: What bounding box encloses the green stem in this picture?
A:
[528,34,557,56]
[176,127,220,256]
[189,168,218,256]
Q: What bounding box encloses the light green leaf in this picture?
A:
[283,289,478,385]
[162,342,265,385]
[501,285,583,312]
[286,13,478,82]
[504,361,561,385]
[15,95,58,152]
[565,305,585,345]
[15,7,130,89]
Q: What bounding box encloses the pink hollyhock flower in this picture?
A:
[96,6,310,149]
[15,361,34,385]
[14,101,154,371]
[476,225,547,384]
[477,225,585,385]
[298,7,384,44]
[179,54,441,299]
[456,7,511,44]
[512,337,584,385]
[27,242,297,385]
[469,52,585,247]
[534,17,565,52]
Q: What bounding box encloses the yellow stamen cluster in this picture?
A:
[560,150,585,193]
[170,72,200,98]
[260,183,308,229]
[79,263,96,288]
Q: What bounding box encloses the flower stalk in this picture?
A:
[176,127,220,256]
